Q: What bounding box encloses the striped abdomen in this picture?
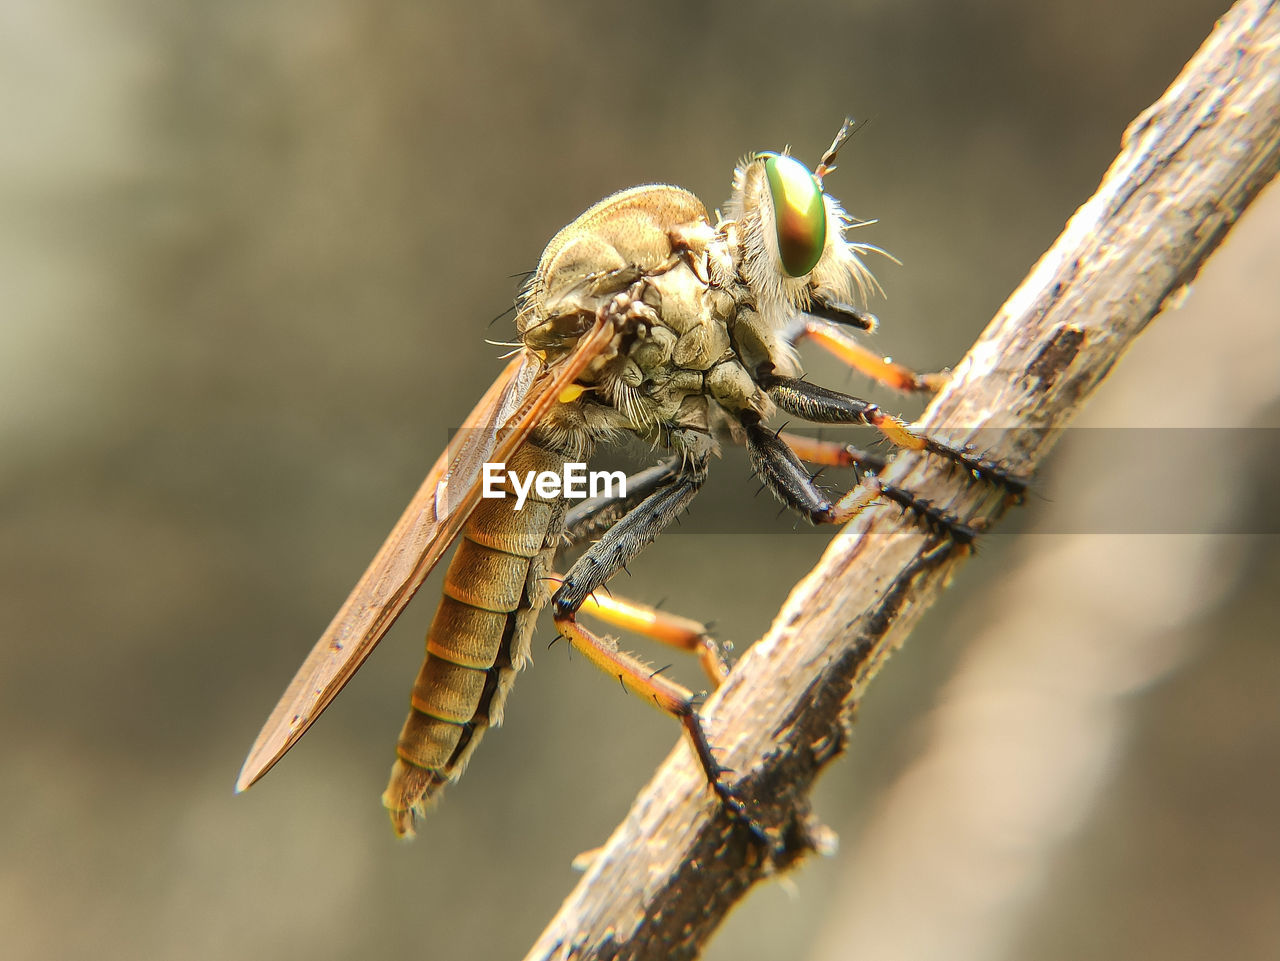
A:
[382,441,567,837]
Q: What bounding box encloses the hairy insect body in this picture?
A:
[236,124,1018,841]
[384,187,766,834]
[382,141,901,833]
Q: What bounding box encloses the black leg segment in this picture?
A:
[744,420,837,525]
[804,295,879,332]
[553,445,710,617]
[763,373,877,424]
[562,457,683,547]
[761,374,1027,495]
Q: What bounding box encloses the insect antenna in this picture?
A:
[815,117,871,187]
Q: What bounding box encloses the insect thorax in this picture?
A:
[516,166,884,453]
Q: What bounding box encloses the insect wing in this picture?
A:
[236,318,613,793]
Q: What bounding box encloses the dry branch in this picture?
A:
[524,2,1280,958]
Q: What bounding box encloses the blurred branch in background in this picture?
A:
[526,2,1280,958]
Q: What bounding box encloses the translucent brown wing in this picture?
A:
[236,318,614,792]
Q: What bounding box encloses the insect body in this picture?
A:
[237,122,1020,838]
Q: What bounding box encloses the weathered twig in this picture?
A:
[524,2,1280,958]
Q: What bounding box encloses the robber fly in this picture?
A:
[236,121,1020,838]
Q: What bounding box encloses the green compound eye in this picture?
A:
[763,153,826,277]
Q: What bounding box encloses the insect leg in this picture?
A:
[773,433,989,536]
[556,457,728,685]
[794,315,949,394]
[546,575,728,687]
[776,432,889,474]
[761,373,1026,495]
[550,437,760,832]
[744,418,977,540]
[561,458,682,545]
[553,433,710,619]
[802,298,879,332]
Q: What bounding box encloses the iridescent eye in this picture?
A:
[764,154,826,277]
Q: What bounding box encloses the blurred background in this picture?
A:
[3,1,1277,959]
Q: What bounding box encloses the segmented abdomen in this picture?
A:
[382,441,567,837]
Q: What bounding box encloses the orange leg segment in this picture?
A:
[799,319,949,393]
[546,574,728,687]
[777,431,889,473]
[579,591,729,688]
[552,607,760,836]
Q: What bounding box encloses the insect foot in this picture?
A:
[908,429,1030,503]
[860,434,1029,547]
[678,707,784,855]
[863,476,980,544]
